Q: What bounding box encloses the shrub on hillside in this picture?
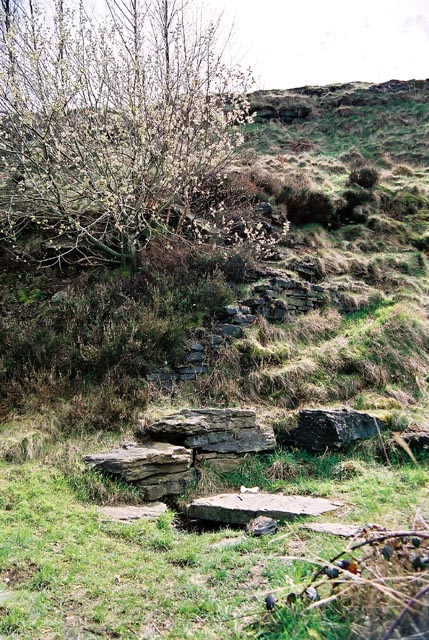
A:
[349,166,379,189]
[276,185,336,227]
[0,256,233,390]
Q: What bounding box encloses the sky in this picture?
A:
[206,0,429,89]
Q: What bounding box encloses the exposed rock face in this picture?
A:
[139,408,276,456]
[186,492,342,525]
[84,442,194,501]
[280,409,387,451]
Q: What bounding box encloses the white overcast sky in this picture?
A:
[80,0,429,88]
[205,0,429,88]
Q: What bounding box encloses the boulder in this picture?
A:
[280,409,388,451]
[84,442,194,500]
[247,516,278,536]
[186,492,342,525]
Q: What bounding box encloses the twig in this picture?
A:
[381,584,429,640]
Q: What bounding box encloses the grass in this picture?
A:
[0,446,428,639]
[2,82,429,638]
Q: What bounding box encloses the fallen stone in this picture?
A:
[186,493,342,525]
[247,516,278,536]
[209,335,224,346]
[84,442,192,482]
[281,409,388,451]
[301,523,364,537]
[186,351,204,363]
[98,504,168,522]
[190,343,204,352]
[222,305,240,316]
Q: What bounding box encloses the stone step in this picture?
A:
[84,442,192,483]
[186,492,342,525]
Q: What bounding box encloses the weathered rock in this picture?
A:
[84,442,192,482]
[186,493,342,525]
[281,409,388,451]
[185,426,275,453]
[195,452,247,473]
[140,408,275,455]
[219,324,243,338]
[98,503,167,522]
[302,523,363,537]
[247,516,278,536]
[84,443,193,499]
[186,351,204,363]
[140,469,196,501]
[141,408,257,440]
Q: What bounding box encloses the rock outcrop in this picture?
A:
[279,409,388,451]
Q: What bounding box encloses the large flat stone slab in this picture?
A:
[84,442,192,482]
[138,408,275,456]
[98,504,167,522]
[186,493,342,525]
[139,408,257,440]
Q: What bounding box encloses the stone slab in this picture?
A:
[98,503,168,522]
[184,425,276,453]
[140,408,257,441]
[301,523,363,537]
[186,493,342,525]
[84,442,192,482]
[139,469,196,501]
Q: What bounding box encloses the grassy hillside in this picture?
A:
[1,80,429,639]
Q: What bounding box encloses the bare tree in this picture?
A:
[0,0,251,265]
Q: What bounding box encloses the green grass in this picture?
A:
[2,81,429,639]
[0,448,428,639]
